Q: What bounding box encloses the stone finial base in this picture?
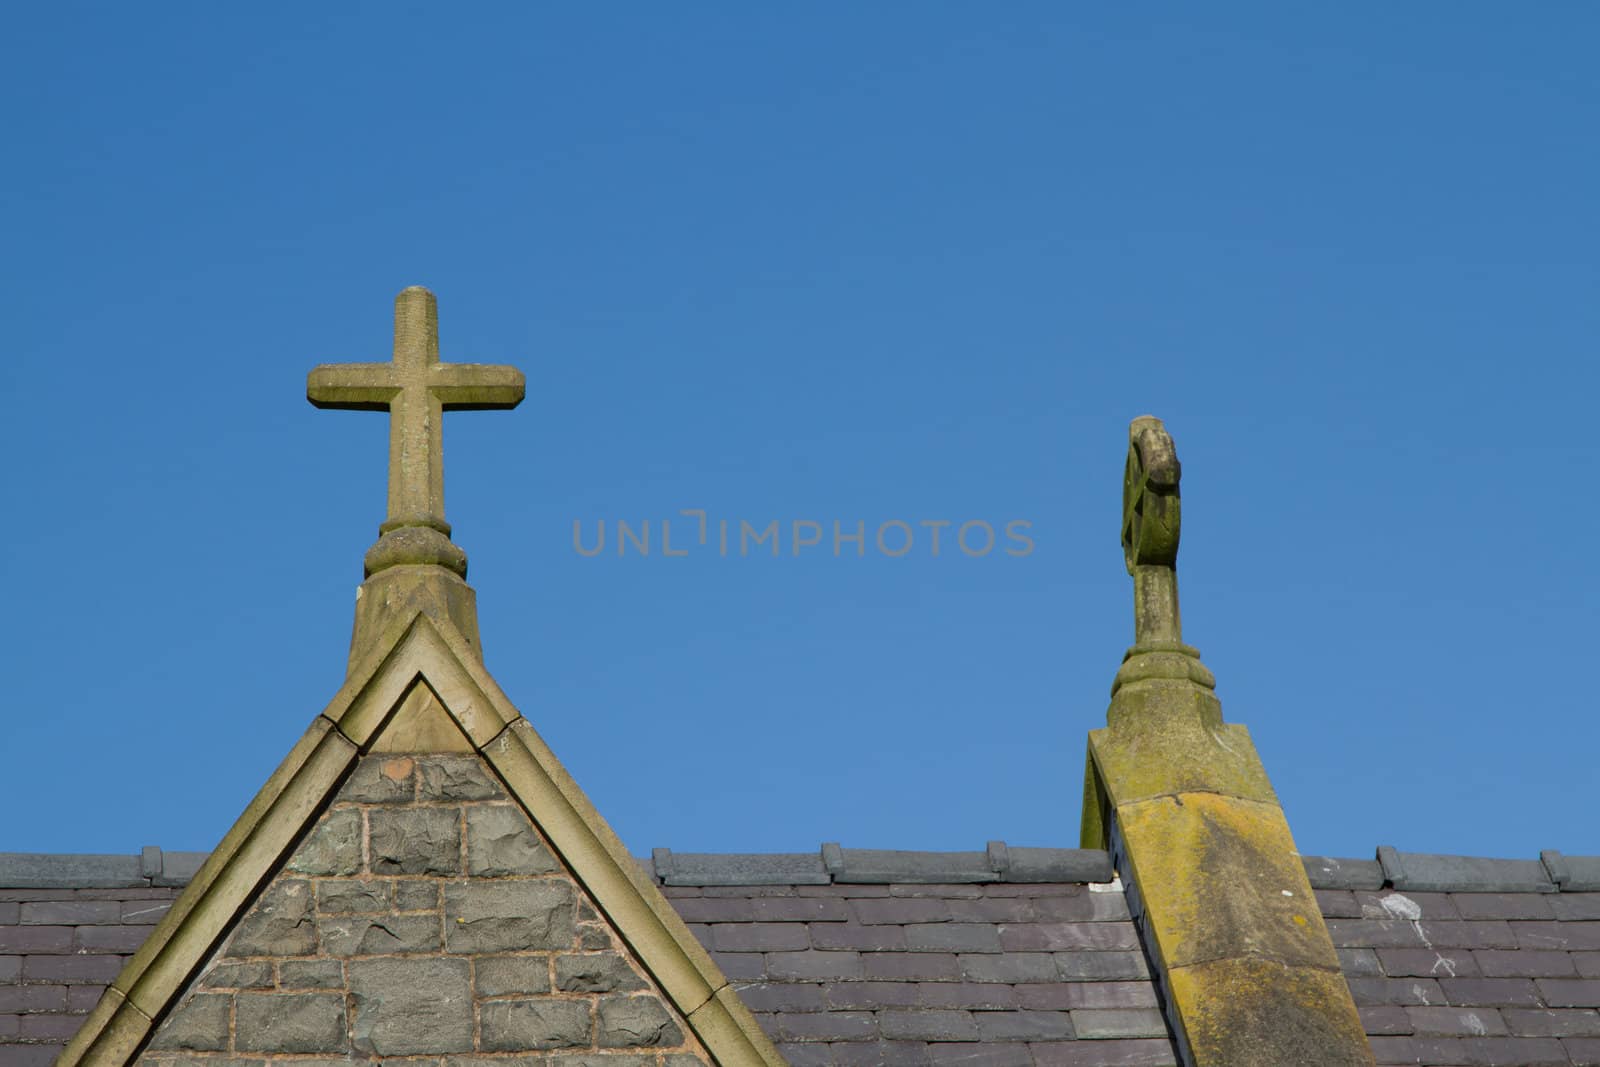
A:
[349,565,481,673]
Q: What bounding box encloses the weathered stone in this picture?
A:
[479,998,592,1051]
[148,993,230,1051]
[445,1058,546,1067]
[475,955,552,996]
[320,913,441,956]
[579,925,613,950]
[445,880,575,952]
[279,960,343,990]
[554,1057,657,1067]
[235,992,348,1054]
[315,878,390,914]
[597,995,684,1048]
[395,880,439,910]
[225,880,317,957]
[341,755,417,803]
[200,961,273,989]
[419,754,504,800]
[348,956,473,1056]
[555,952,648,993]
[467,804,559,876]
[663,1055,713,1067]
[370,807,461,875]
[287,808,362,876]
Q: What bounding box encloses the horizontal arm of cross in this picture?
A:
[431,363,525,410]
[307,363,398,410]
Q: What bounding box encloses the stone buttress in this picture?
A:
[1081,416,1374,1066]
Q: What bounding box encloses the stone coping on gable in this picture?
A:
[3,845,1596,892]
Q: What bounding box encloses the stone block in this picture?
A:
[370,808,462,875]
[340,755,417,803]
[287,808,363,877]
[225,880,317,957]
[200,961,274,989]
[418,754,503,801]
[445,880,575,953]
[315,879,391,914]
[466,805,559,876]
[395,881,439,911]
[320,912,441,956]
[555,952,648,993]
[479,998,592,1051]
[475,954,552,996]
[597,994,684,1048]
[348,956,473,1056]
[235,992,349,1054]
[280,960,343,990]
[148,993,230,1051]
[578,925,613,950]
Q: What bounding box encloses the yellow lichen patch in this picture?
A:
[1088,696,1279,808]
[1116,791,1339,973]
[1168,956,1374,1066]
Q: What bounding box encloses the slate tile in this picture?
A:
[1502,1008,1600,1037]
[1338,947,1383,977]
[1316,890,1362,918]
[736,983,826,1014]
[712,923,810,952]
[906,924,1003,954]
[709,952,765,980]
[1451,894,1556,921]
[879,1009,978,1042]
[973,1009,1074,1041]
[752,898,850,923]
[76,925,150,952]
[1366,1035,1460,1064]
[928,1042,1033,1066]
[1567,1036,1600,1066]
[1404,1005,1507,1036]
[1476,949,1578,978]
[1579,952,1600,978]
[1054,951,1149,981]
[853,899,951,926]
[825,981,921,1011]
[1437,977,1541,1007]
[1358,1005,1412,1035]
[118,899,173,925]
[22,954,124,983]
[1344,977,1445,1006]
[1552,895,1600,922]
[20,1013,86,1040]
[668,897,756,923]
[1029,1037,1178,1065]
[1000,923,1139,952]
[703,885,797,898]
[1069,1009,1168,1039]
[1376,949,1477,978]
[957,952,1054,984]
[944,898,1035,924]
[1466,1037,1570,1065]
[1015,981,1157,1011]
[1515,920,1600,951]
[775,1042,831,1067]
[0,927,73,953]
[1031,894,1131,923]
[865,952,960,981]
[1537,978,1600,1007]
[919,983,1019,1011]
[773,1011,878,1042]
[890,885,985,900]
[828,1040,932,1066]
[768,950,864,981]
[810,923,907,951]
[19,901,121,925]
[0,985,68,1013]
[1356,892,1459,921]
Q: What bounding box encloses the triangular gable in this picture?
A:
[60,610,783,1067]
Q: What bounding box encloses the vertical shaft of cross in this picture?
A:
[387,288,448,531]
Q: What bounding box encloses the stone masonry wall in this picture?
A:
[136,754,712,1066]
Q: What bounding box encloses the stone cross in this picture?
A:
[307,287,525,535]
[1121,415,1182,646]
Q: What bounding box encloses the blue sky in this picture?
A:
[4,5,1597,862]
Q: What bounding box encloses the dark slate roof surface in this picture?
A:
[5,846,1600,1066]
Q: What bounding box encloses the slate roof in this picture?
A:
[4,845,1600,1066]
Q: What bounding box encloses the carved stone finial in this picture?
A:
[1121,415,1183,647]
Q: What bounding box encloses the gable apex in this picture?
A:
[60,608,783,1067]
